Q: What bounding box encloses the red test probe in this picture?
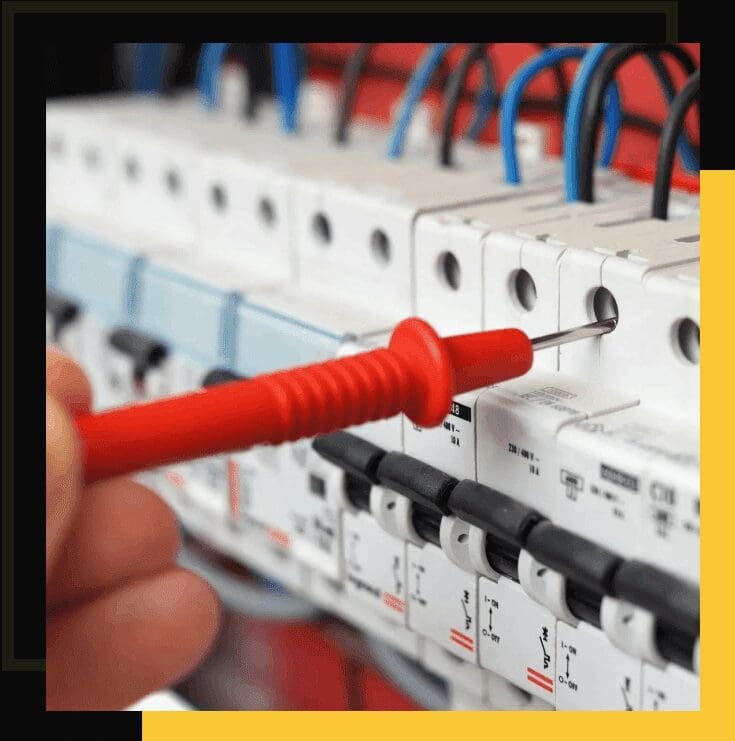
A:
[76,316,616,483]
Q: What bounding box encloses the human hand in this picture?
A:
[46,349,221,710]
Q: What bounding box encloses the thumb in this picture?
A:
[46,391,83,582]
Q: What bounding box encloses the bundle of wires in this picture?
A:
[197,42,302,132]
[652,70,700,219]
[565,43,699,203]
[500,45,622,185]
[385,43,497,160]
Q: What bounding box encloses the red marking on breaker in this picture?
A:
[268,527,291,549]
[527,666,554,693]
[166,470,185,488]
[228,459,239,518]
[382,593,405,613]
[449,628,474,652]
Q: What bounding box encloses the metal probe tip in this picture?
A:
[530,316,618,352]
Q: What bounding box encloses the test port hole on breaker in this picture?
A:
[674,317,700,365]
[590,286,619,323]
[369,229,392,266]
[436,251,461,291]
[510,268,538,312]
[124,157,140,182]
[210,183,228,212]
[257,197,276,228]
[165,168,182,197]
[312,212,332,246]
[83,147,101,170]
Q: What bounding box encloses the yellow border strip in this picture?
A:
[143,171,735,741]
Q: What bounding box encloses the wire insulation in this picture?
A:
[501,45,622,185]
[563,43,614,201]
[577,43,699,202]
[652,70,700,219]
[271,43,301,132]
[386,43,452,158]
[438,43,497,167]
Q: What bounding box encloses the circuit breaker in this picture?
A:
[44,59,701,712]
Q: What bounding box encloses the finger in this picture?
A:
[46,348,92,414]
[46,568,221,710]
[46,392,83,578]
[47,478,180,610]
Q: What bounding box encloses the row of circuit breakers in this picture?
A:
[45,81,700,711]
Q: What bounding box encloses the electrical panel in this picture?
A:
[45,50,700,712]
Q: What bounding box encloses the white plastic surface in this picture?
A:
[407,542,479,663]
[478,576,557,702]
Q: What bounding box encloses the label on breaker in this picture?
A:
[234,446,292,549]
[555,420,646,557]
[151,355,212,515]
[478,577,556,701]
[555,621,642,710]
[404,391,479,479]
[642,461,700,583]
[185,454,231,521]
[342,510,407,625]
[407,542,478,662]
[642,662,700,710]
[476,376,635,517]
[286,440,342,579]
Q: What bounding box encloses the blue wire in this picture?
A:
[564,43,614,201]
[197,43,301,133]
[387,44,497,158]
[197,43,229,107]
[386,44,452,159]
[566,44,700,200]
[501,46,622,185]
[271,43,301,133]
[466,81,496,141]
[133,43,166,93]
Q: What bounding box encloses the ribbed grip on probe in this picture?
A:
[259,348,413,443]
[76,317,535,483]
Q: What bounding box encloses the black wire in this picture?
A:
[334,44,373,144]
[334,44,451,145]
[577,43,699,203]
[310,49,672,141]
[652,71,700,220]
[439,44,497,167]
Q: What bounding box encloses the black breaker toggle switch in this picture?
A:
[202,368,245,387]
[525,521,623,629]
[613,560,700,671]
[312,431,387,513]
[448,480,546,581]
[376,452,459,547]
[108,327,168,384]
[46,289,80,341]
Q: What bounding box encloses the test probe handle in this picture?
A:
[75,318,533,483]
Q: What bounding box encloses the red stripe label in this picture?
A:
[382,593,405,613]
[449,628,474,651]
[267,527,291,548]
[228,460,239,518]
[166,470,185,488]
[527,667,554,692]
